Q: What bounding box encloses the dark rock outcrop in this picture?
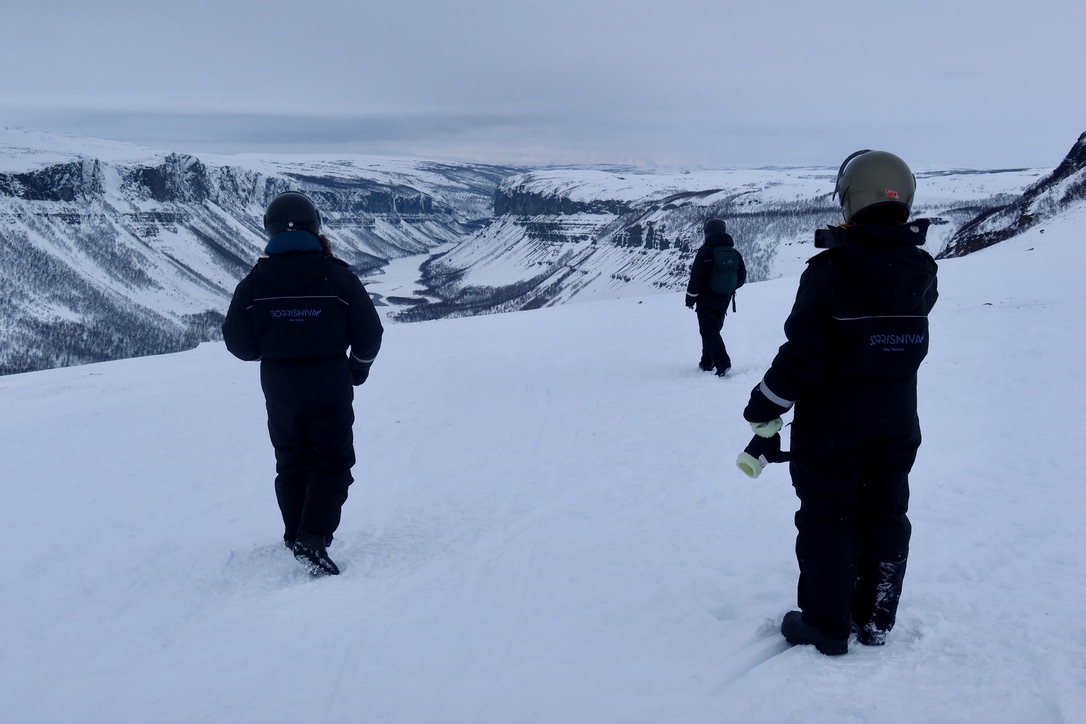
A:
[943,132,1086,257]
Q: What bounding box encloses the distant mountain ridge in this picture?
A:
[1,126,1074,375]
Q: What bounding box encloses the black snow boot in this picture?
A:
[293,532,340,577]
[781,611,848,656]
[853,621,888,646]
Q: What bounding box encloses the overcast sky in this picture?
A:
[1,0,1082,169]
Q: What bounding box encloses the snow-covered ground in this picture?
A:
[2,204,1084,723]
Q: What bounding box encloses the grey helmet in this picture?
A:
[833,150,915,223]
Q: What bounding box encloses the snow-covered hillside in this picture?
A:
[945,131,1086,256]
[410,164,1042,320]
[0,126,516,375]
[4,125,1054,375]
[2,199,1084,723]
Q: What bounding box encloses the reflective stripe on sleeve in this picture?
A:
[759,380,795,409]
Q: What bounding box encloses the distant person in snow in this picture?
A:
[222,191,383,577]
[685,218,746,376]
[740,150,938,654]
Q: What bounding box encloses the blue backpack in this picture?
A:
[709,246,740,295]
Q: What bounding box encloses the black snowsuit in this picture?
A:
[222,239,383,544]
[686,229,747,371]
[743,220,938,641]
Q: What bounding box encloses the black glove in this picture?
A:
[736,433,791,479]
[350,360,372,386]
[685,294,696,309]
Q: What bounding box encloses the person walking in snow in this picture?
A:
[222,191,383,577]
[685,218,746,375]
[741,151,938,654]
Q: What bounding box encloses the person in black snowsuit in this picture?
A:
[742,151,938,654]
[686,218,746,375]
[222,191,383,577]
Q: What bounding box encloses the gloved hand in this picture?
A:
[350,360,372,386]
[736,433,790,479]
[743,383,791,436]
[750,418,783,438]
[685,294,696,309]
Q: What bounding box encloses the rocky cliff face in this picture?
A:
[0,129,518,375]
[943,132,1086,257]
[0,158,104,201]
[495,179,633,216]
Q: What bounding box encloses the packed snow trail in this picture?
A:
[2,210,1086,722]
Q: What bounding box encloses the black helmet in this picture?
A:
[833,150,915,223]
[263,191,321,238]
[703,218,727,237]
